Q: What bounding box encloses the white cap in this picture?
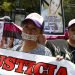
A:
[0,16,11,21]
[4,16,10,19]
[68,19,75,28]
[22,12,44,29]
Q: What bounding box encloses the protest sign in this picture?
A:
[41,0,64,35]
[0,49,75,75]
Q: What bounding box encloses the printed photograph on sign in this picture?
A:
[41,0,64,35]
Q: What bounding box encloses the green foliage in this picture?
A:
[63,0,75,27]
[1,2,11,12]
[0,0,75,26]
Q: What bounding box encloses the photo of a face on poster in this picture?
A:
[41,0,64,35]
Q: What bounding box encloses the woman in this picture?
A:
[12,12,52,56]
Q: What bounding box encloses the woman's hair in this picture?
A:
[49,0,61,14]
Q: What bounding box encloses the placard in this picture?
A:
[41,0,64,35]
[0,49,75,75]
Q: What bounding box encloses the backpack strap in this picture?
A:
[46,39,69,57]
[46,40,56,56]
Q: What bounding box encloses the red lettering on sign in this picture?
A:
[56,67,67,75]
[15,59,25,73]
[48,64,57,75]
[33,62,57,75]
[24,61,35,74]
[0,54,68,75]
[34,62,48,75]
[2,57,16,71]
[0,55,6,67]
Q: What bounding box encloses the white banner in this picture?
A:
[0,49,75,75]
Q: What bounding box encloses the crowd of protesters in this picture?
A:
[0,16,22,49]
[0,12,75,64]
[38,18,75,64]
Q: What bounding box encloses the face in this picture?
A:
[22,20,42,42]
[49,0,60,14]
[68,26,75,40]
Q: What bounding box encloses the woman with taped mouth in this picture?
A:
[12,12,52,56]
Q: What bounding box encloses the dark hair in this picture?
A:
[68,23,75,30]
[21,20,25,27]
[49,0,61,14]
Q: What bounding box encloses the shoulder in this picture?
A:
[39,44,52,56]
[46,39,68,56]
[46,39,67,47]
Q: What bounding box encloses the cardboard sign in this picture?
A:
[0,49,75,75]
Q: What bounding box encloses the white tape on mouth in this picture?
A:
[21,32,37,41]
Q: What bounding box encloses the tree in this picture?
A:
[63,0,75,27]
[0,0,15,16]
